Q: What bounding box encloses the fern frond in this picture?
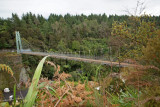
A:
[0,64,14,76]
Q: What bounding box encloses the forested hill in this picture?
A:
[0,12,160,51]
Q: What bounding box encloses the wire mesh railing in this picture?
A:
[19,31,118,62]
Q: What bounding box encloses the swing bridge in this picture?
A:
[15,31,138,67]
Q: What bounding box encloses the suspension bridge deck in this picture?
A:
[16,31,139,68]
[21,51,138,67]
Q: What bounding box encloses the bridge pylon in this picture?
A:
[15,31,22,53]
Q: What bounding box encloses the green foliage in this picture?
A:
[69,71,80,81]
[111,15,157,60]
[13,84,16,107]
[80,38,108,56]
[1,12,157,51]
[95,65,101,82]
[24,56,48,107]
[94,90,104,106]
[142,30,160,68]
[0,102,10,107]
[57,39,67,52]
[107,87,140,107]
[72,40,80,51]
[140,86,160,106]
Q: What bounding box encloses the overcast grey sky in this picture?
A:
[0,0,160,18]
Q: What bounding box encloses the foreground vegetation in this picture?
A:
[1,54,160,106]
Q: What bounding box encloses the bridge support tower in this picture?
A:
[15,31,22,53]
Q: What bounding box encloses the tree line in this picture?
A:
[0,12,159,52]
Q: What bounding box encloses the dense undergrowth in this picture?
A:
[1,55,160,106]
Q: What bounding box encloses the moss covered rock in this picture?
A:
[0,52,22,90]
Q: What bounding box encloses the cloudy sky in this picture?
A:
[0,0,160,18]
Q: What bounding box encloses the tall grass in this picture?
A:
[13,84,16,107]
[106,87,139,107]
[24,56,48,107]
[95,65,101,82]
